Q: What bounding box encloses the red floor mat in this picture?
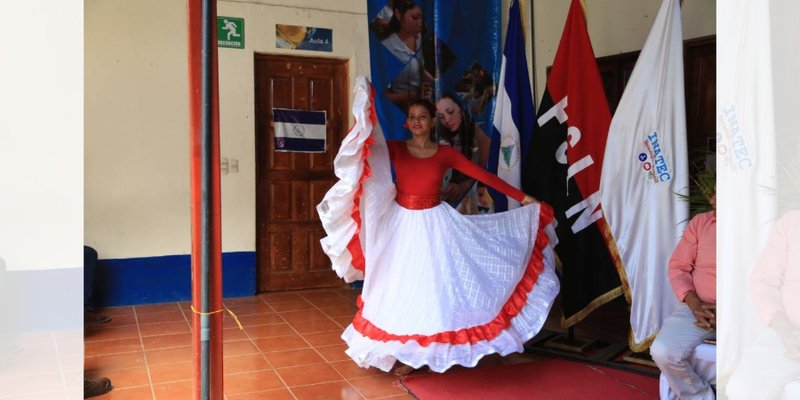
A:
[402,358,659,400]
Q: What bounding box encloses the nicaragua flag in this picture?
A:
[487,0,535,212]
[272,108,327,153]
[599,0,689,350]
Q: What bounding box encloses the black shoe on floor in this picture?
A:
[84,377,112,398]
[85,311,112,325]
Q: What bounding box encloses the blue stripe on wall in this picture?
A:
[92,252,256,307]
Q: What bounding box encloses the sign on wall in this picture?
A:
[275,24,333,52]
[218,17,245,49]
[272,108,327,153]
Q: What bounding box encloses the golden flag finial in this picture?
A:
[579,0,587,18]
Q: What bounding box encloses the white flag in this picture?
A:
[599,0,688,349]
[716,0,777,382]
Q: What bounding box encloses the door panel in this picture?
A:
[255,54,348,291]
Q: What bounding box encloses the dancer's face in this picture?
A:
[436,98,463,132]
[407,105,433,138]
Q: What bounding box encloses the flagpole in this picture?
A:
[187,0,224,398]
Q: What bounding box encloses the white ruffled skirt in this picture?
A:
[317,77,560,373]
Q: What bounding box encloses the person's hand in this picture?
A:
[684,291,715,331]
[441,181,472,203]
[771,312,800,361]
[521,195,539,206]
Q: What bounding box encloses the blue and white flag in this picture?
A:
[488,0,535,211]
[272,108,327,153]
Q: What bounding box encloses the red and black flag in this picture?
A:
[523,0,626,327]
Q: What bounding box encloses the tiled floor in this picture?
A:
[84,287,543,399]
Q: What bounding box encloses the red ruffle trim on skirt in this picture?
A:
[350,204,555,346]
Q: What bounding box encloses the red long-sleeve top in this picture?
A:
[387,140,525,202]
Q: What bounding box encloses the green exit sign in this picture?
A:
[217,17,244,49]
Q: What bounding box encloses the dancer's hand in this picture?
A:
[521,195,539,206]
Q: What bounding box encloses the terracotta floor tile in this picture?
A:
[315,344,350,363]
[137,310,186,325]
[237,312,285,327]
[223,370,285,394]
[329,361,384,379]
[280,308,330,323]
[302,330,345,347]
[290,380,363,400]
[222,340,260,357]
[85,337,142,357]
[333,316,355,328]
[275,363,343,387]
[264,348,325,368]
[289,318,342,334]
[227,302,275,316]
[245,323,296,339]
[225,297,267,305]
[149,360,193,383]
[226,388,295,400]
[253,335,310,353]
[152,379,193,400]
[318,304,358,318]
[135,303,182,314]
[85,351,146,371]
[223,327,250,342]
[145,346,193,365]
[141,333,192,351]
[139,321,190,337]
[258,292,304,302]
[98,306,135,317]
[348,375,408,399]
[305,298,355,309]
[268,299,315,312]
[85,325,141,342]
[88,366,149,388]
[101,314,138,328]
[93,385,154,400]
[223,353,272,374]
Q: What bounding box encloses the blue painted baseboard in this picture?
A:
[92,252,256,307]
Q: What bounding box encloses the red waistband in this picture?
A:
[396,192,440,210]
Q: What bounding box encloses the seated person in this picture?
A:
[650,191,716,400]
[726,210,800,399]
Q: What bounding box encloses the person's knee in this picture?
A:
[650,335,674,365]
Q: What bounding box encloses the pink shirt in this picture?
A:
[668,211,716,303]
[751,210,800,327]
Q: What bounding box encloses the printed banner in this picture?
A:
[367,0,501,142]
[272,108,327,153]
[276,24,333,52]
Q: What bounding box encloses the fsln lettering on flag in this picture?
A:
[272,108,327,153]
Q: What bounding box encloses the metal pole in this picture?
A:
[188,0,223,398]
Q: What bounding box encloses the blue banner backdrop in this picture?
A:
[367,0,501,141]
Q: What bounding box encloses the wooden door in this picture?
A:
[255,54,348,291]
[684,36,716,172]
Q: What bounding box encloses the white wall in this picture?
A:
[85,0,713,260]
[85,0,369,259]
[532,0,716,101]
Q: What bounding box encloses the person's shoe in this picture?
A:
[84,377,112,398]
[84,311,112,325]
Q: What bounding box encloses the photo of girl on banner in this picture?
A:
[368,0,502,214]
[377,0,435,113]
[436,92,494,214]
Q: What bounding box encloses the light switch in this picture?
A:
[231,159,239,173]
[221,157,229,175]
